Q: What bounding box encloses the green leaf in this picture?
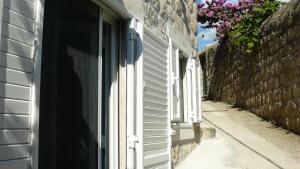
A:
[247,42,255,48]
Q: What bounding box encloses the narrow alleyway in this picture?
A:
[176,101,300,169]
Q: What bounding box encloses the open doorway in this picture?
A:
[179,56,187,122]
[39,0,122,169]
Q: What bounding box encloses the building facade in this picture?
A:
[0,0,201,169]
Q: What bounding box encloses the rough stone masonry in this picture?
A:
[143,0,198,53]
[201,0,300,134]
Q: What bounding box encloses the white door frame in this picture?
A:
[31,0,45,169]
[126,18,144,169]
[126,19,136,169]
[98,7,120,169]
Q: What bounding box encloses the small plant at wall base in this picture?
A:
[197,0,280,54]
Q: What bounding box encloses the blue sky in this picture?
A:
[196,0,238,52]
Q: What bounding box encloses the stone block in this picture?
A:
[172,123,195,145]
[292,82,300,97]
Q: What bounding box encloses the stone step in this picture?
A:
[200,126,216,140]
[200,120,216,140]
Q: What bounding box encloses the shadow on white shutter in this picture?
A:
[143,28,171,169]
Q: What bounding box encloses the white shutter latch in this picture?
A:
[33,39,39,63]
[169,128,176,136]
[128,135,139,149]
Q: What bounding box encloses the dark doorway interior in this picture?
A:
[39,0,100,169]
[179,57,186,121]
[100,21,112,169]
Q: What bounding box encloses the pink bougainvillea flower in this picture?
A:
[225,3,233,8]
[197,0,270,40]
[207,11,215,17]
[197,3,205,9]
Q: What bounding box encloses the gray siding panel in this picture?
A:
[0,145,30,161]
[2,22,34,45]
[0,67,32,86]
[0,130,30,145]
[0,115,30,129]
[0,83,31,100]
[1,37,33,59]
[2,8,34,32]
[0,158,30,169]
[4,0,35,19]
[0,98,30,115]
[23,0,35,6]
[0,0,36,166]
[143,30,170,169]
[0,52,33,73]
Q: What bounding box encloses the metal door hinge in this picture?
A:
[129,29,136,40]
[33,39,39,63]
[101,135,106,149]
[128,135,139,149]
[169,128,176,136]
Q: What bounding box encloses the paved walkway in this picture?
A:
[176,101,300,169]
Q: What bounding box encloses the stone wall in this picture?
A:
[143,0,197,53]
[201,0,300,134]
[123,0,197,54]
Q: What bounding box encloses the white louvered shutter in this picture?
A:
[171,44,180,121]
[195,58,202,122]
[143,29,170,169]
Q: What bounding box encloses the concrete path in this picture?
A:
[176,101,300,169]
